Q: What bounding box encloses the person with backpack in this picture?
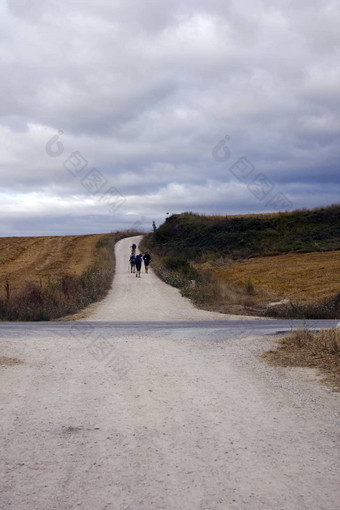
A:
[129,253,136,273]
[135,253,143,278]
[131,243,136,255]
[143,251,151,273]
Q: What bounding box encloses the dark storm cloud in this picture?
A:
[0,0,339,235]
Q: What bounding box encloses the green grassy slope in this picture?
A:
[149,204,340,260]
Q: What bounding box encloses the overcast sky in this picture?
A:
[1,0,339,236]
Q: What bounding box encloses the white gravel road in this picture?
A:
[84,236,246,321]
[0,236,339,510]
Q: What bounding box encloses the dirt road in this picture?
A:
[0,237,339,509]
[84,235,244,321]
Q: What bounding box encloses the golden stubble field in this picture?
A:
[0,234,108,291]
[1,234,339,305]
[209,251,340,302]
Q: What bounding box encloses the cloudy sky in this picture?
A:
[1,0,339,236]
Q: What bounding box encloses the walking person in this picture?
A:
[135,253,142,278]
[129,253,136,273]
[143,251,151,273]
[130,243,136,255]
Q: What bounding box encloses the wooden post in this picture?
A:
[5,279,10,301]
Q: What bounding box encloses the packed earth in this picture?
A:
[0,237,339,509]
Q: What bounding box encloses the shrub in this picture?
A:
[163,256,190,273]
[245,279,255,295]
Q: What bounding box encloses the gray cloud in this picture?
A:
[1,0,339,236]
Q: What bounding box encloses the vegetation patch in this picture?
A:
[262,328,340,391]
[266,292,340,319]
[142,250,200,289]
[149,204,340,259]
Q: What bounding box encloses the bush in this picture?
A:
[245,280,255,295]
[163,256,190,273]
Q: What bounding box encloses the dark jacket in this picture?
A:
[135,254,142,268]
[143,252,151,265]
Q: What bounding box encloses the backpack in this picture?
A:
[130,255,136,264]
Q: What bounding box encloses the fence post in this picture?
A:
[5,279,10,301]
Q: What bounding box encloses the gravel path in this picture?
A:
[1,327,339,510]
[84,235,248,321]
[1,236,339,509]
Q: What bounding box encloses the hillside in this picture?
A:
[145,205,340,318]
[150,204,340,259]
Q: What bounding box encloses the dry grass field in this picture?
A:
[0,233,122,320]
[0,234,108,291]
[263,328,340,391]
[208,251,340,303]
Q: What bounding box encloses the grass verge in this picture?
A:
[140,238,264,315]
[180,268,268,316]
[266,293,340,319]
[262,328,340,391]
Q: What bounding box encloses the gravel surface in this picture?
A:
[83,236,248,321]
[0,236,339,509]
